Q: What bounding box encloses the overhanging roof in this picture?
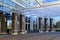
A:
[0,0,60,18]
[23,4,60,18]
[11,0,26,8]
[11,0,60,8]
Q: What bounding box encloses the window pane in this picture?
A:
[25,17,30,23]
[0,0,3,2]
[42,0,59,4]
[4,0,15,6]
[25,24,27,30]
[28,24,30,30]
[25,17,27,23]
[28,18,30,23]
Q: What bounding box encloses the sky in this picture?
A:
[42,0,59,3]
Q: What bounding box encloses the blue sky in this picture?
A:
[53,16,60,25]
[4,0,15,6]
[42,0,59,4]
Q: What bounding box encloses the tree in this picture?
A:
[7,22,12,29]
[56,21,60,28]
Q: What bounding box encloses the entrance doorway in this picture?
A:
[25,17,30,32]
[7,20,12,34]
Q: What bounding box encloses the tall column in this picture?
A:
[44,18,48,32]
[5,13,11,34]
[0,18,1,34]
[0,13,3,34]
[12,12,18,35]
[30,17,33,31]
[39,17,43,33]
[50,18,54,32]
[19,14,27,34]
[1,14,7,34]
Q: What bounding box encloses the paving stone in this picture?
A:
[0,32,60,40]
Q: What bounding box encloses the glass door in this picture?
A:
[25,16,30,31]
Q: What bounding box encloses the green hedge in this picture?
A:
[54,28,60,32]
[56,30,60,32]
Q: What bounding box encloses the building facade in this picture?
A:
[1,0,60,35]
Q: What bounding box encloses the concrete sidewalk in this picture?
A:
[0,32,60,40]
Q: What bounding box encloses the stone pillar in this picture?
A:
[50,18,54,32]
[39,17,43,33]
[12,12,18,35]
[1,14,7,34]
[44,18,48,32]
[0,13,3,34]
[30,16,33,31]
[19,14,27,34]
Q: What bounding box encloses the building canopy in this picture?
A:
[0,0,60,17]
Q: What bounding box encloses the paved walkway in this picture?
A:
[0,32,60,40]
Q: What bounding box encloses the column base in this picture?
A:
[50,31,55,32]
[11,33,18,35]
[0,32,7,34]
[45,31,49,32]
[11,30,18,35]
[39,31,43,33]
[19,31,27,34]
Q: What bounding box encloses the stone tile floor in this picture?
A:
[0,32,60,40]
